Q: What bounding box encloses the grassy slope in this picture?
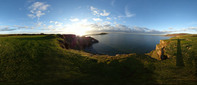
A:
[153,34,197,84]
[0,34,197,84]
[0,35,87,84]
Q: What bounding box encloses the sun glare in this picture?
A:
[64,21,91,36]
[74,28,87,36]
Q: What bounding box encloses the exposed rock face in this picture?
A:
[58,34,99,50]
[151,40,170,60]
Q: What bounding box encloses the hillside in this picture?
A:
[165,33,189,36]
[0,34,197,85]
[149,34,197,84]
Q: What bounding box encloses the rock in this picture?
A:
[151,40,170,60]
[116,54,120,56]
[58,34,99,50]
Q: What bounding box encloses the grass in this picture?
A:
[153,34,197,84]
[0,34,197,84]
[0,35,85,84]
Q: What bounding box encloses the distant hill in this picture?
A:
[165,33,190,36]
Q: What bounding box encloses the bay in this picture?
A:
[85,33,171,56]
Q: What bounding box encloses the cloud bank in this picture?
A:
[0,25,33,31]
[89,24,166,34]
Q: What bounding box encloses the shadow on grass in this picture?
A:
[32,55,157,85]
[11,55,156,85]
[69,56,157,85]
[176,39,185,67]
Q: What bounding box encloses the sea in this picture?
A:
[85,33,171,56]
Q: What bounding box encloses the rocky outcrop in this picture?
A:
[150,40,171,60]
[58,34,99,50]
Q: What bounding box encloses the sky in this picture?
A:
[0,0,197,35]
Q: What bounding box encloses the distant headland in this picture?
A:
[87,32,108,36]
[165,33,189,36]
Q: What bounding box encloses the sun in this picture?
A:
[64,22,91,36]
[73,28,87,36]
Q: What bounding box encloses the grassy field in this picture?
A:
[0,34,197,85]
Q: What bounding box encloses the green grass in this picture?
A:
[153,34,197,84]
[0,34,197,85]
[0,35,86,84]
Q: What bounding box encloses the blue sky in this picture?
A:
[0,0,197,34]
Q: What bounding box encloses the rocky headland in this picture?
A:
[149,40,171,60]
[58,34,99,50]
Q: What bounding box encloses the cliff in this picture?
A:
[58,34,99,50]
[150,40,171,60]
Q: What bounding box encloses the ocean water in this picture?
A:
[85,33,171,56]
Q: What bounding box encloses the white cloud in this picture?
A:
[0,26,14,31]
[106,17,111,20]
[103,21,111,25]
[49,21,63,27]
[49,21,54,23]
[90,24,131,32]
[92,18,102,21]
[81,19,88,22]
[27,14,36,18]
[89,24,166,34]
[90,6,110,16]
[35,11,45,18]
[0,22,166,34]
[13,25,30,29]
[132,26,149,32]
[125,6,135,17]
[166,27,197,33]
[0,25,33,31]
[118,6,135,18]
[187,27,197,31]
[55,22,63,27]
[113,17,117,20]
[90,6,100,15]
[90,6,96,11]
[100,10,110,16]
[48,25,53,29]
[30,2,50,11]
[36,22,42,27]
[115,24,131,31]
[28,2,50,19]
[69,18,79,22]
[54,21,58,24]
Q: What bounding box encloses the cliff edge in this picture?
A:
[150,40,171,60]
[58,34,99,50]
